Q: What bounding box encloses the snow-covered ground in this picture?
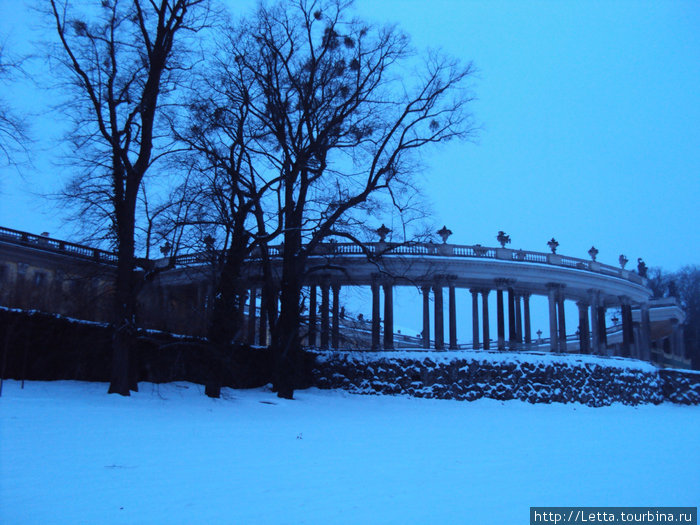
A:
[1,381,698,524]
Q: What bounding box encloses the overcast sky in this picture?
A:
[1,1,699,335]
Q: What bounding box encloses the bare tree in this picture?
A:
[0,41,30,168]
[209,0,477,398]
[645,265,700,369]
[167,38,288,396]
[48,0,210,395]
[673,266,700,369]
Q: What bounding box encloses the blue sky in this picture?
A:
[1,0,699,337]
[1,0,698,271]
[356,0,700,272]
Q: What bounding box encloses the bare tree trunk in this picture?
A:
[48,0,212,396]
[109,217,137,396]
[272,263,303,399]
[205,229,250,398]
[271,205,304,399]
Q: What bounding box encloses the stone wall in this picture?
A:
[311,350,699,406]
[658,368,700,405]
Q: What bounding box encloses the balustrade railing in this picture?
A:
[0,225,644,285]
[170,241,641,284]
[0,226,118,264]
[325,324,626,353]
[354,322,626,353]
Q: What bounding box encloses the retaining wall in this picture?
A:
[311,350,700,406]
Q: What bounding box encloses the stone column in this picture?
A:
[557,294,567,352]
[589,291,600,355]
[448,284,457,350]
[308,285,317,347]
[628,304,635,351]
[496,288,505,350]
[247,287,257,345]
[548,285,558,352]
[577,301,590,354]
[669,320,679,356]
[383,282,394,350]
[598,306,608,348]
[481,290,490,350]
[507,288,516,348]
[470,289,480,349]
[632,324,641,359]
[640,304,651,361]
[371,282,380,350]
[422,285,431,349]
[332,283,341,350]
[523,293,531,345]
[515,294,523,345]
[320,282,330,349]
[677,325,686,358]
[434,282,444,350]
[621,303,633,357]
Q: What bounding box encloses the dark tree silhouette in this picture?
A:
[0,42,30,168]
[646,265,700,369]
[169,63,281,397]
[48,0,210,395]
[209,0,477,398]
[672,266,700,369]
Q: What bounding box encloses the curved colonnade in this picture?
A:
[171,241,653,359]
[1,226,685,364]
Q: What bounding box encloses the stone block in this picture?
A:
[495,248,513,260]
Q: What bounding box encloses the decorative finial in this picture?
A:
[637,257,648,278]
[437,225,453,244]
[547,238,559,254]
[588,246,598,261]
[496,230,511,248]
[619,254,628,269]
[375,224,391,242]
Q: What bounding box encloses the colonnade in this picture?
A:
[1,226,671,363]
[419,281,534,351]
[245,282,345,349]
[243,278,649,358]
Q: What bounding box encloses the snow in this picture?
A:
[314,349,660,372]
[1,381,698,524]
[0,306,110,328]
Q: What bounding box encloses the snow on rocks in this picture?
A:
[310,350,695,406]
